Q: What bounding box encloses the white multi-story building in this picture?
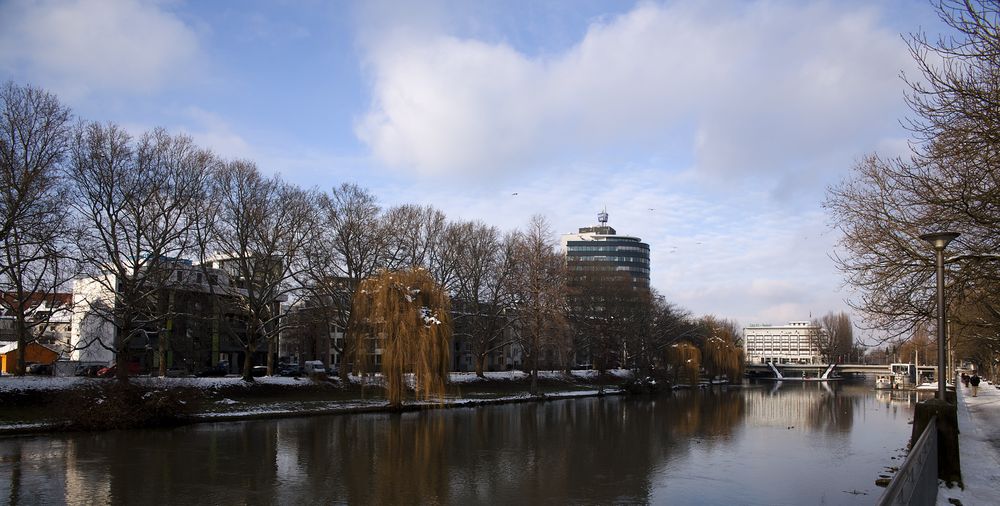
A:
[743,321,823,365]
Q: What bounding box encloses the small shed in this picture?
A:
[0,342,60,374]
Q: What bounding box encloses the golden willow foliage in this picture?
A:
[703,337,745,382]
[666,341,701,386]
[351,269,452,407]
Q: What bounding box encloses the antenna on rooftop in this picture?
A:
[598,208,608,226]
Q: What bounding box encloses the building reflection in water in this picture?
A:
[745,381,858,434]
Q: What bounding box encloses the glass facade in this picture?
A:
[564,236,650,288]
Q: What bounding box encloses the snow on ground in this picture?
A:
[192,400,389,420]
[0,374,329,392]
[937,379,1000,505]
[448,369,634,383]
[137,376,322,389]
[448,371,528,383]
[1,369,636,392]
[0,375,84,392]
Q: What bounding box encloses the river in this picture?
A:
[0,381,921,505]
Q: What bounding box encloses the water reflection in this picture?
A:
[0,384,913,505]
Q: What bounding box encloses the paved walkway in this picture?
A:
[937,379,1000,505]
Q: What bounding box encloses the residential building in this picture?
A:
[0,293,72,354]
[449,300,522,372]
[0,342,59,374]
[70,258,266,373]
[743,321,823,365]
[279,280,349,371]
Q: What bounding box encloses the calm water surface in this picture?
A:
[0,382,921,505]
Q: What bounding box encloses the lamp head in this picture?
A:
[919,232,960,250]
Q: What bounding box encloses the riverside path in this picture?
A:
[937,376,1000,505]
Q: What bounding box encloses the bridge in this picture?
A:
[745,363,940,377]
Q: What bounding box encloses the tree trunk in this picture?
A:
[159,290,175,377]
[597,367,605,395]
[158,331,168,377]
[266,338,274,376]
[242,345,255,382]
[14,312,27,377]
[116,346,130,382]
[339,316,356,381]
[529,352,539,396]
[339,334,352,381]
[476,353,486,378]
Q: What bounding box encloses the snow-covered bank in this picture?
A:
[0,369,635,392]
[0,370,638,435]
[0,375,322,393]
[937,380,1000,505]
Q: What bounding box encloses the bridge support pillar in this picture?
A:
[912,399,961,485]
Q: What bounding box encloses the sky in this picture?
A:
[0,0,951,339]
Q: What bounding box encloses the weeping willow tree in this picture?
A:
[351,269,452,408]
[666,341,701,386]
[703,337,744,383]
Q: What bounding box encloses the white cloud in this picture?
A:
[176,107,255,161]
[356,1,914,180]
[0,0,201,98]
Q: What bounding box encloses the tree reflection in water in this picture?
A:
[0,384,915,505]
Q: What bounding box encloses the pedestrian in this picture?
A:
[970,373,981,397]
[961,373,970,387]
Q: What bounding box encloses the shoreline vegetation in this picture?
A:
[0,370,741,435]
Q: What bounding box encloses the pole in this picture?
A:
[915,232,962,482]
[920,232,959,400]
[934,245,948,401]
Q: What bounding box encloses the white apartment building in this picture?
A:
[743,321,823,365]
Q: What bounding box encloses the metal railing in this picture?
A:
[878,417,938,506]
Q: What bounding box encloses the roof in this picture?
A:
[0,341,60,356]
[0,292,72,307]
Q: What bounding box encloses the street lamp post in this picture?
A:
[919,232,960,401]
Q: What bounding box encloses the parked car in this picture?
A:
[251,365,268,377]
[196,361,229,377]
[74,364,103,377]
[277,364,302,377]
[165,367,190,378]
[96,362,142,378]
[303,360,327,377]
[26,363,53,375]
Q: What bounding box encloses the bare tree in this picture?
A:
[510,215,567,395]
[825,0,1000,347]
[449,222,518,377]
[0,82,74,375]
[567,270,647,391]
[647,296,698,357]
[67,123,214,380]
[210,160,317,381]
[810,311,854,363]
[381,204,448,272]
[303,183,385,379]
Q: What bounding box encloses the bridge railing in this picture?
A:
[877,416,938,506]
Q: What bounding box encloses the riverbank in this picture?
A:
[937,378,1000,505]
[0,370,642,435]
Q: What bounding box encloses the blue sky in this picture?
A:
[0,0,949,337]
